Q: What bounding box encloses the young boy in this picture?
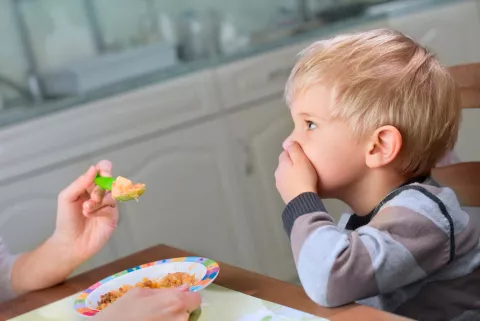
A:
[275,28,480,320]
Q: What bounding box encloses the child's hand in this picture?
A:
[275,141,318,204]
[52,160,119,264]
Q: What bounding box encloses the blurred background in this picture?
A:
[0,0,479,284]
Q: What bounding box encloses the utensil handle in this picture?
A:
[94,174,115,191]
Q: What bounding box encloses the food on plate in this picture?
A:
[96,272,197,310]
[111,176,146,201]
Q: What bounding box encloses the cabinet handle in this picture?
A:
[240,139,254,176]
[245,148,254,176]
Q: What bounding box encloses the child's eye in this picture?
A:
[306,121,317,130]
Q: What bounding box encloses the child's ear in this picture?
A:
[365,125,402,169]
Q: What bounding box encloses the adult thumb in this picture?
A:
[60,166,97,202]
[182,291,202,314]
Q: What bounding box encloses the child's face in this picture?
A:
[285,86,367,198]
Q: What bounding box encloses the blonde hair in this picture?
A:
[285,28,461,176]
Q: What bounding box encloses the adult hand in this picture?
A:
[54,160,119,263]
[92,287,202,321]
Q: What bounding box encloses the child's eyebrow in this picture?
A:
[298,112,314,117]
[298,111,331,122]
[299,112,324,119]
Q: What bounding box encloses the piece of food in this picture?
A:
[111,176,146,202]
[96,272,197,310]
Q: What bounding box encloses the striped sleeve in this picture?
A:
[282,191,454,308]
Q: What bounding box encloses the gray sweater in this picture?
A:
[282,179,480,321]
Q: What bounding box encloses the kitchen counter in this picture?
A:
[0,0,469,129]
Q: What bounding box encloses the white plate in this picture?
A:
[73,256,220,317]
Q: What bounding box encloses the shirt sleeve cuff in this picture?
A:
[0,238,20,302]
[282,192,326,236]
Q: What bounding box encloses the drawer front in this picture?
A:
[0,70,220,182]
[215,42,309,109]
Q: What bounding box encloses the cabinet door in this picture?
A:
[0,160,118,276]
[91,119,257,271]
[226,99,350,281]
[225,98,298,281]
[388,0,480,66]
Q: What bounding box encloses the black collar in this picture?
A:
[344,175,429,231]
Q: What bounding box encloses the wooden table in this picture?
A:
[0,244,409,321]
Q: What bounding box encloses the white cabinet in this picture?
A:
[214,43,308,110]
[0,70,220,183]
[0,159,118,275]
[90,119,258,272]
[0,69,223,275]
[225,97,299,281]
[0,161,85,255]
[388,0,480,66]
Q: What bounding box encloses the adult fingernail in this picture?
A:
[99,160,112,170]
[84,202,93,211]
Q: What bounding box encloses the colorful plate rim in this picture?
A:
[73,256,220,317]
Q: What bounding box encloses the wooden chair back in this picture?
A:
[431,62,480,207]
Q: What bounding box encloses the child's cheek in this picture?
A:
[300,145,323,176]
[299,143,317,164]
